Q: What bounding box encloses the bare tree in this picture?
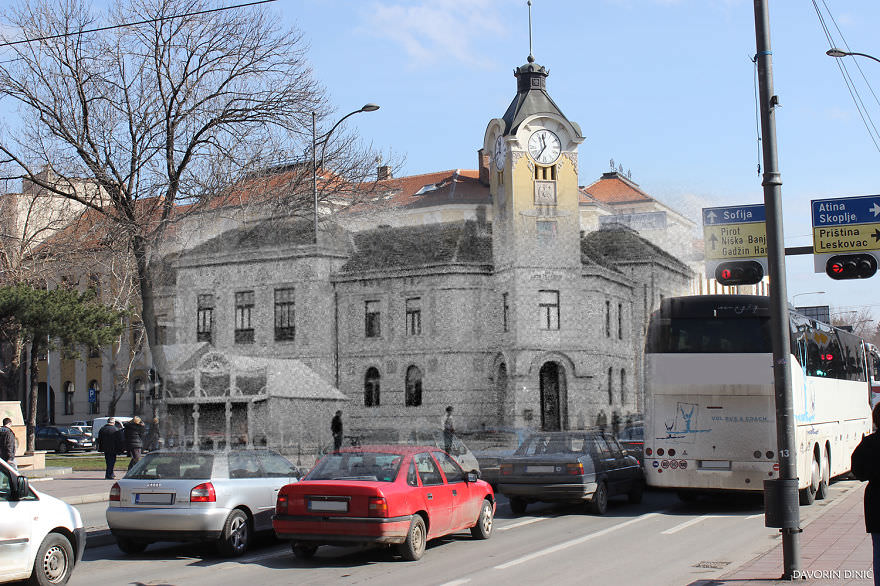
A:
[830,306,876,339]
[0,0,392,381]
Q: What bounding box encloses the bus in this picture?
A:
[867,343,880,408]
[643,294,872,504]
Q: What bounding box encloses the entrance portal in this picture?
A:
[539,362,566,431]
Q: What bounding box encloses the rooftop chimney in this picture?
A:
[377,165,392,181]
[478,148,490,186]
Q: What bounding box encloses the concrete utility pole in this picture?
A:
[753,0,801,578]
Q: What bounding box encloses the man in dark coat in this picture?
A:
[124,416,147,469]
[98,418,122,479]
[0,417,17,469]
[331,411,343,451]
[851,403,880,586]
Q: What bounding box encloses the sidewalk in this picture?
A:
[28,469,115,505]
[701,483,873,585]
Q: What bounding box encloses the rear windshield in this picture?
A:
[646,316,771,354]
[306,452,403,482]
[126,453,214,480]
[516,434,588,456]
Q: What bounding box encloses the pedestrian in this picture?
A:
[611,411,621,437]
[443,406,455,454]
[851,403,880,586]
[331,410,343,451]
[124,416,147,470]
[146,417,160,452]
[0,417,18,470]
[97,417,122,479]
[596,409,608,432]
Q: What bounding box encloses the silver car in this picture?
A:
[106,449,300,556]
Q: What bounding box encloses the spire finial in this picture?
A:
[527,0,534,63]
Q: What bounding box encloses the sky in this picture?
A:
[3,0,880,324]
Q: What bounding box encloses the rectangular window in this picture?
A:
[618,303,624,340]
[365,300,381,338]
[197,294,214,344]
[235,290,255,344]
[274,288,295,341]
[64,391,74,415]
[536,220,557,245]
[608,367,613,405]
[502,292,509,332]
[605,300,611,337]
[405,297,422,336]
[539,290,560,331]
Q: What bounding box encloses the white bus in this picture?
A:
[866,342,880,408]
[644,294,872,504]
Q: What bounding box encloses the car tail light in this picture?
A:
[500,464,513,475]
[368,496,388,517]
[566,462,584,475]
[190,482,216,503]
[109,482,120,502]
[276,493,288,515]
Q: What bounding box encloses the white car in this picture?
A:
[0,458,86,585]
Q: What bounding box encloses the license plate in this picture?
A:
[526,465,555,474]
[134,492,174,505]
[308,499,348,512]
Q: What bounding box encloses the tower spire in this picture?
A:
[527,0,534,63]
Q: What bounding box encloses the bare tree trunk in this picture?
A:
[26,339,38,453]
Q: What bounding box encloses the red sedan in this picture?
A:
[273,445,495,561]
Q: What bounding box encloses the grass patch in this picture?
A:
[47,455,131,471]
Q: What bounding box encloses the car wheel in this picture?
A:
[291,543,318,560]
[628,479,645,504]
[470,499,494,539]
[27,533,73,586]
[817,448,830,501]
[397,515,426,561]
[799,456,819,506]
[115,537,148,554]
[590,481,608,515]
[509,497,527,515]
[217,509,250,557]
[57,442,69,454]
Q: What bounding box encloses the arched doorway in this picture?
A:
[495,363,508,425]
[539,362,567,431]
[37,383,56,425]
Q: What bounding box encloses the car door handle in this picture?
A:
[427,493,433,500]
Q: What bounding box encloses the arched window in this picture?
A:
[607,367,613,405]
[364,368,380,407]
[88,380,100,415]
[63,381,75,415]
[405,365,423,407]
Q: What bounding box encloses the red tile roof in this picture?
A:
[580,171,654,205]
[346,169,490,213]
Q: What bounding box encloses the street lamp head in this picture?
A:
[827,48,849,58]
[360,103,380,112]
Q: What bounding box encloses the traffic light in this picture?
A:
[715,260,764,286]
[825,254,877,280]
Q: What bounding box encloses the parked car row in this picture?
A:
[35,426,94,453]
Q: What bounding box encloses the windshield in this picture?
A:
[126,453,214,480]
[646,316,771,354]
[306,452,403,482]
[56,427,81,436]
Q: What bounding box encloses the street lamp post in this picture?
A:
[312,104,380,244]
[827,48,880,64]
[791,291,825,305]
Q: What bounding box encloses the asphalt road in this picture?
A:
[64,479,861,586]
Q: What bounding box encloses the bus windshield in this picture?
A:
[646,316,771,354]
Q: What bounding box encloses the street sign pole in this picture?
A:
[753,0,800,578]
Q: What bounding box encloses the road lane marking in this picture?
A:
[440,580,471,586]
[493,512,661,570]
[661,516,710,535]
[745,513,764,520]
[497,517,550,531]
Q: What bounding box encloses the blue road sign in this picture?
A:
[811,194,880,227]
[88,388,96,404]
[702,204,766,225]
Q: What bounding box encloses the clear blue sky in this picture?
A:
[286,0,880,323]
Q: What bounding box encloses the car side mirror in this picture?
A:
[466,470,479,483]
[13,476,29,501]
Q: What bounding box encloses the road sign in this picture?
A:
[88,388,96,404]
[702,204,768,280]
[811,195,880,273]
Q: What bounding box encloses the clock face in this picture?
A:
[528,129,561,165]
[494,134,506,170]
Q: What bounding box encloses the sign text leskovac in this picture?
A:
[703,204,768,280]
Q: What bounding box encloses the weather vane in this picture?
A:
[527,0,534,63]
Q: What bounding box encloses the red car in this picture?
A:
[273,445,495,561]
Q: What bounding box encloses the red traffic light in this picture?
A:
[715,261,764,286]
[825,254,877,280]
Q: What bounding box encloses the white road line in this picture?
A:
[497,517,550,531]
[440,580,471,586]
[493,512,661,570]
[745,513,764,520]
[661,516,710,535]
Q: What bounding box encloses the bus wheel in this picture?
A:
[817,448,830,500]
[799,456,819,505]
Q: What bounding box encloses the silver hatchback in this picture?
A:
[106,449,300,556]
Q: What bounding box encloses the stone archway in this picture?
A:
[539,362,567,431]
[495,363,509,425]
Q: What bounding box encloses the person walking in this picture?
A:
[331,410,343,451]
[98,417,122,479]
[124,416,147,469]
[0,417,18,469]
[851,403,880,586]
[443,406,455,454]
[146,417,160,452]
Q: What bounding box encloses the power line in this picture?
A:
[0,0,277,48]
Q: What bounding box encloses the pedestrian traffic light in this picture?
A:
[825,254,877,280]
[714,260,764,286]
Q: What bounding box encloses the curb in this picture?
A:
[85,529,115,550]
[61,493,109,505]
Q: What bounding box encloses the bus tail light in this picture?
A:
[645,448,653,456]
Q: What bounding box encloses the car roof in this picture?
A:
[334,444,438,456]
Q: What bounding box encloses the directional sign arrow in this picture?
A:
[709,233,718,250]
[874,228,880,243]
[706,211,717,224]
[871,202,880,217]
